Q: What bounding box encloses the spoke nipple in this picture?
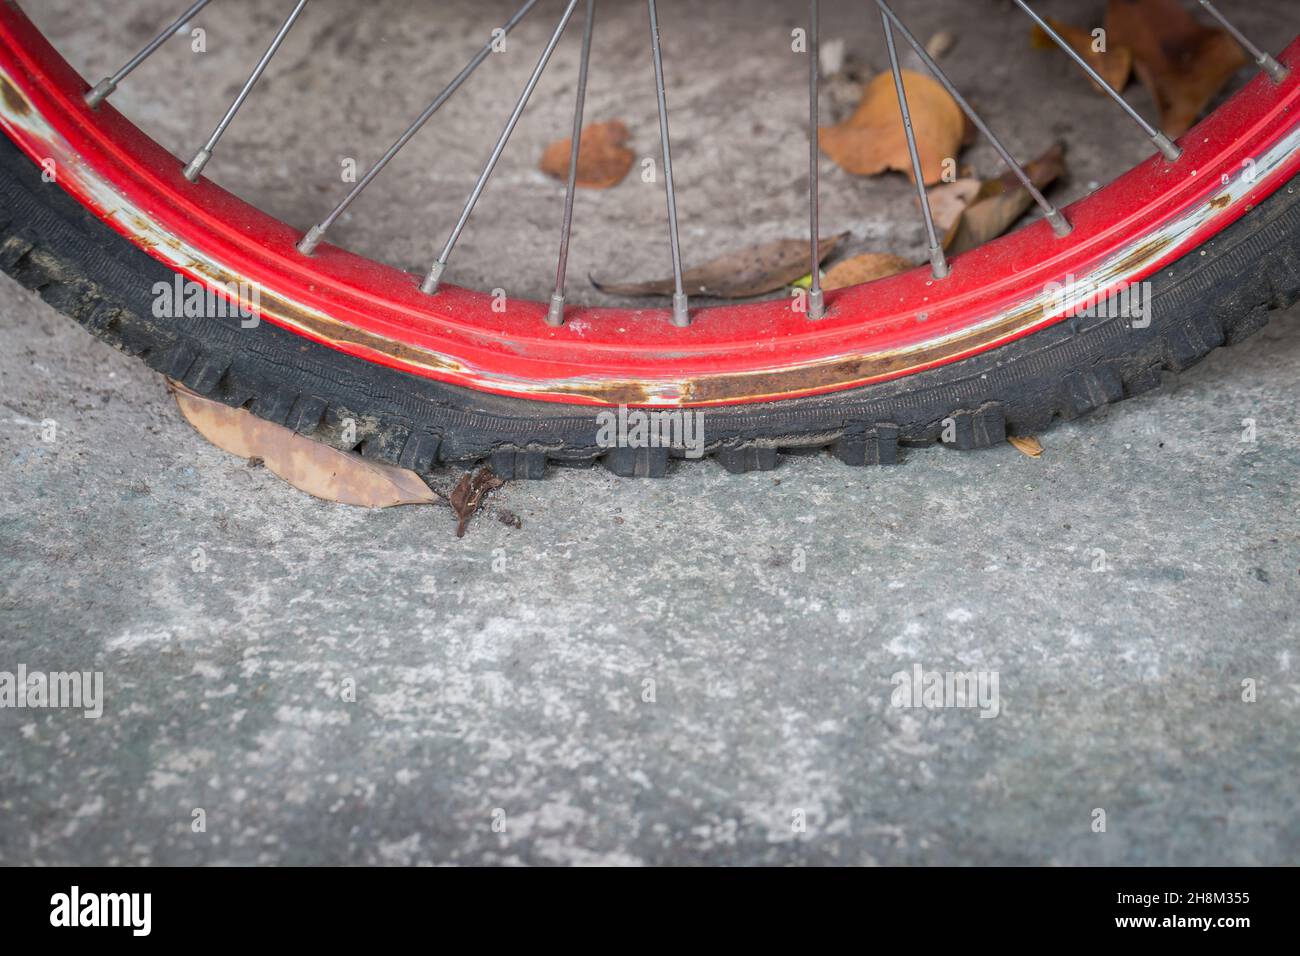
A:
[296,225,326,257]
[807,287,826,321]
[546,293,566,327]
[182,148,212,183]
[1153,133,1183,163]
[84,78,116,109]
[928,246,951,281]
[420,260,446,296]
[1048,209,1074,238]
[671,292,691,328]
[1261,55,1291,85]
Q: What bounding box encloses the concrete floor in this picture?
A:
[1,0,1298,865]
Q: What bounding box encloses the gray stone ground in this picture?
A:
[1,0,1298,865]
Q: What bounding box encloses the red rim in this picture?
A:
[1,5,1298,407]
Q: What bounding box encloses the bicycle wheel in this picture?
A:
[1,0,1297,478]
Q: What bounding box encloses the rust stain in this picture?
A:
[0,74,31,116]
[681,300,1050,404]
[122,212,164,252]
[679,231,1181,404]
[260,287,463,374]
[184,258,464,375]
[1103,234,1175,282]
[1209,193,1232,210]
[548,379,654,405]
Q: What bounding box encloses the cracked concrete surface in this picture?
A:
[1,0,1298,865]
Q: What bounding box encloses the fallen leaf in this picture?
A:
[823,252,913,291]
[1008,435,1044,458]
[1105,0,1247,137]
[1031,18,1133,94]
[926,177,982,233]
[820,69,969,184]
[592,233,849,298]
[539,119,635,189]
[172,383,440,508]
[925,31,957,60]
[449,467,504,538]
[944,143,1067,255]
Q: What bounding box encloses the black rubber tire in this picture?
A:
[2,132,1298,478]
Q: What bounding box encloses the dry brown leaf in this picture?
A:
[592,233,849,298]
[820,70,968,184]
[1105,0,1247,138]
[1031,18,1133,94]
[925,31,957,61]
[944,143,1067,255]
[926,177,982,233]
[172,384,439,508]
[823,253,913,291]
[1008,435,1044,458]
[539,119,635,189]
[449,468,504,538]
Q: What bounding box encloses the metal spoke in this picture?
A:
[183,0,311,182]
[1197,0,1290,85]
[1012,0,1181,162]
[807,0,825,320]
[881,10,948,280]
[547,0,597,328]
[875,0,1072,240]
[85,0,214,108]
[421,0,582,295]
[648,0,690,328]
[298,0,544,257]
